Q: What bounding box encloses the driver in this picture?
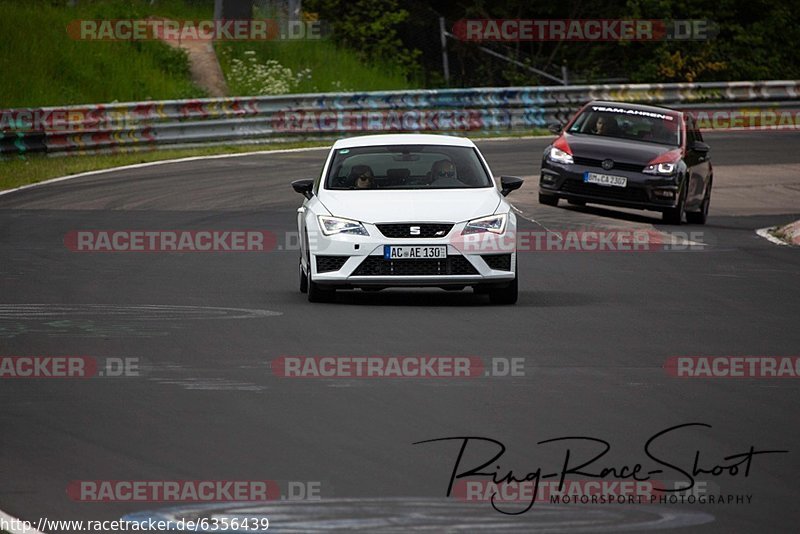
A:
[430,159,461,186]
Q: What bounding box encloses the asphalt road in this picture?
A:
[0,132,799,533]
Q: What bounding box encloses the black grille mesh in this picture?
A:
[376,223,453,239]
[561,179,649,202]
[482,254,512,271]
[316,256,349,273]
[353,255,478,276]
[573,157,644,173]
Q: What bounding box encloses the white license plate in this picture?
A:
[384,245,447,259]
[584,172,627,187]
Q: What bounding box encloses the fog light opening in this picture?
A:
[653,189,676,199]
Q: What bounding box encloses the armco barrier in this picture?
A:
[1,80,798,155]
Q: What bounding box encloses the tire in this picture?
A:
[299,259,308,293]
[308,277,335,302]
[489,259,518,305]
[567,199,586,206]
[662,184,686,225]
[539,193,559,206]
[686,179,711,225]
[306,251,335,302]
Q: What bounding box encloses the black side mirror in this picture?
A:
[692,141,710,154]
[548,123,563,135]
[500,176,524,196]
[291,179,314,199]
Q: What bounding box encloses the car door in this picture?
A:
[692,122,712,204]
[683,116,709,209]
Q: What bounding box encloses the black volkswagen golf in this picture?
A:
[539,101,712,224]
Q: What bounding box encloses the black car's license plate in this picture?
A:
[584,172,627,187]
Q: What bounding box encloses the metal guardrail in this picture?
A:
[1,80,798,155]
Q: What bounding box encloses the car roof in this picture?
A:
[588,100,683,117]
[332,133,476,149]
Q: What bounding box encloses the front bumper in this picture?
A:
[540,159,680,212]
[307,220,516,289]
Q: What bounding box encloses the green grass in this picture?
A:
[0,0,414,108]
[217,39,413,95]
[0,0,212,107]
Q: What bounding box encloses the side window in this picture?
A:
[685,117,696,146]
[693,119,704,142]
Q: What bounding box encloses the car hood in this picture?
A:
[564,133,677,165]
[318,189,502,224]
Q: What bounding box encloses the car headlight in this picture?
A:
[643,149,681,176]
[548,146,574,165]
[318,216,369,236]
[643,162,676,175]
[462,213,507,235]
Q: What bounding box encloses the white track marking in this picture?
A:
[756,227,791,246]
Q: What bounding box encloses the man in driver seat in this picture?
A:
[430,159,461,186]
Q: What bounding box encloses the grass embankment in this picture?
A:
[0,0,415,108]
[217,39,413,95]
[0,0,208,107]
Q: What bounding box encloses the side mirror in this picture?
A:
[291,179,314,200]
[500,176,524,197]
[548,123,563,135]
[692,141,710,154]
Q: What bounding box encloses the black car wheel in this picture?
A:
[308,275,335,302]
[306,247,335,302]
[539,193,559,206]
[299,259,308,293]
[662,184,686,225]
[686,179,712,225]
[489,259,518,305]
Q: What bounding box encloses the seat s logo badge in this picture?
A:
[601,159,615,170]
[409,226,421,235]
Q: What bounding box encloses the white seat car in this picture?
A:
[291,134,523,303]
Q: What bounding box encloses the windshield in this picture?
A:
[324,145,493,190]
[568,105,682,147]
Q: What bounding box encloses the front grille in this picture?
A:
[316,255,349,273]
[482,254,512,271]
[376,223,454,239]
[561,179,649,203]
[573,156,644,173]
[352,255,478,276]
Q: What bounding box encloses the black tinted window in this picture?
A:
[324,145,492,190]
